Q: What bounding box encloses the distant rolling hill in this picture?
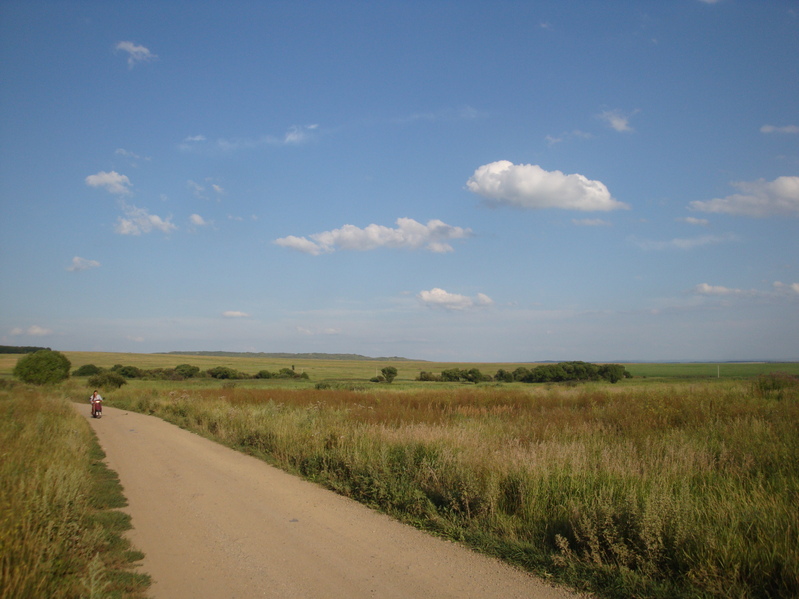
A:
[160,351,419,362]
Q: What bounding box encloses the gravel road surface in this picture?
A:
[76,403,586,599]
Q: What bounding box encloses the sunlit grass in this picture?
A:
[108,378,799,598]
[0,382,149,599]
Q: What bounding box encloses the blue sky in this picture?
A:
[1,0,798,362]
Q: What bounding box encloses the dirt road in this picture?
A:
[76,403,586,599]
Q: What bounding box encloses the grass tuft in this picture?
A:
[0,386,149,599]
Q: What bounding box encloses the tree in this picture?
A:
[13,349,71,385]
[380,366,398,383]
[111,365,144,378]
[175,364,200,379]
[598,364,628,383]
[494,368,514,383]
[88,371,127,389]
[73,363,102,377]
[206,366,240,379]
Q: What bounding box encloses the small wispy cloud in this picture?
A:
[115,41,157,68]
[774,281,799,295]
[115,201,176,235]
[187,179,225,201]
[85,170,132,195]
[115,148,150,164]
[572,218,611,226]
[689,176,799,217]
[417,288,494,311]
[678,217,709,226]
[393,106,482,124]
[10,325,52,336]
[275,218,472,255]
[223,311,250,318]
[693,281,799,298]
[183,125,319,153]
[545,130,592,146]
[598,109,637,133]
[631,232,738,251]
[188,214,211,227]
[66,256,100,272]
[693,283,755,296]
[760,124,799,134]
[297,326,340,336]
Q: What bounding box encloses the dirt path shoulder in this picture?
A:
[75,403,586,599]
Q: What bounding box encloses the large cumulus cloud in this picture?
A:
[466,160,628,211]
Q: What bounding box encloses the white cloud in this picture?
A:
[598,109,636,132]
[66,256,100,272]
[678,217,709,226]
[274,217,472,255]
[115,202,176,235]
[283,124,318,145]
[187,180,208,200]
[223,311,250,318]
[10,325,52,336]
[189,214,210,226]
[632,232,738,251]
[394,106,482,124]
[693,283,752,296]
[466,160,628,212]
[694,281,799,299]
[689,176,799,217]
[760,124,799,134]
[572,218,611,226]
[85,170,132,195]
[773,281,799,295]
[417,288,494,311]
[297,326,340,336]
[115,41,157,68]
[115,148,150,163]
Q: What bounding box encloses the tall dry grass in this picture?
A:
[0,382,149,599]
[109,379,799,598]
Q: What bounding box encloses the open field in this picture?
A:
[1,351,797,383]
[4,352,798,597]
[102,375,796,598]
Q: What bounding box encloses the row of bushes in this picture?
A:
[73,363,311,388]
[419,361,632,384]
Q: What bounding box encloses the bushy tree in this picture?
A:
[111,365,144,379]
[381,366,398,383]
[417,371,442,382]
[598,364,628,383]
[175,364,200,378]
[494,368,514,383]
[13,350,71,385]
[88,372,127,389]
[206,366,241,379]
[73,363,102,377]
[254,369,273,379]
[441,368,465,382]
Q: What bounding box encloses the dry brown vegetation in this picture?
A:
[107,377,799,598]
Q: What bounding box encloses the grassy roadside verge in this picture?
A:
[108,379,799,598]
[0,382,150,599]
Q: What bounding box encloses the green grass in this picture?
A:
[1,352,796,385]
[107,377,799,599]
[0,381,150,599]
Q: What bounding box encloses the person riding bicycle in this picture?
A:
[90,390,103,417]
